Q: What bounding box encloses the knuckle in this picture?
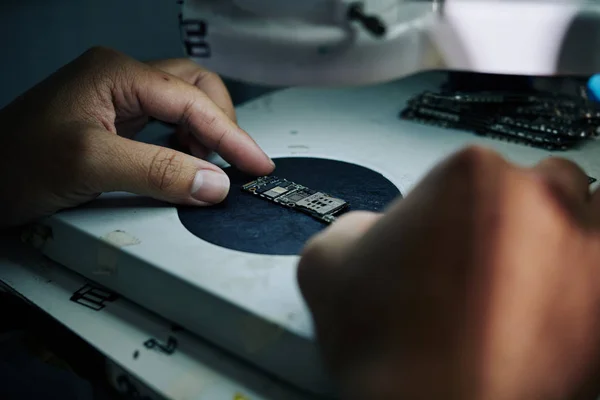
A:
[424,146,511,221]
[451,145,503,171]
[79,46,123,68]
[538,157,586,176]
[147,147,185,191]
[175,58,218,80]
[82,46,120,60]
[197,69,220,84]
[81,46,133,76]
[520,178,579,232]
[201,109,220,131]
[532,157,589,199]
[529,172,583,215]
[180,100,196,128]
[77,46,134,96]
[198,110,229,151]
[446,145,506,188]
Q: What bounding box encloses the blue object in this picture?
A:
[587,74,600,101]
[178,157,401,256]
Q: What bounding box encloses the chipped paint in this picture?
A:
[166,370,218,399]
[288,144,310,154]
[286,312,298,323]
[102,230,142,247]
[261,96,273,113]
[94,230,141,276]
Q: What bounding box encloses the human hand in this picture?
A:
[298,146,600,400]
[0,47,274,228]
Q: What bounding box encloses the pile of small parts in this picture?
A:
[400,91,600,150]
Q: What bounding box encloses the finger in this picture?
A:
[87,131,230,205]
[148,59,236,163]
[298,211,382,306]
[148,58,237,165]
[111,54,273,176]
[529,157,590,209]
[133,69,271,174]
[147,58,237,123]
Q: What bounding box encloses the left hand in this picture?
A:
[0,47,274,228]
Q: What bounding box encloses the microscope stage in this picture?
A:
[34,73,600,397]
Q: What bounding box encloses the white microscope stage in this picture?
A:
[32,72,600,397]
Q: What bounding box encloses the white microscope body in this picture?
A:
[181,0,600,87]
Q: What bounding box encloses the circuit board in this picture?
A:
[400,90,600,151]
[241,176,349,224]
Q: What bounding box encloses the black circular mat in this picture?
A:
[177,157,401,255]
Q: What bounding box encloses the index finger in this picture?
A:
[116,55,274,176]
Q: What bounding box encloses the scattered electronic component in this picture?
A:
[400,90,600,151]
[241,176,349,224]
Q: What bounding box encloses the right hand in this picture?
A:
[299,146,600,400]
[0,47,274,227]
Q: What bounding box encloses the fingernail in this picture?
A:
[191,170,230,204]
[269,158,276,168]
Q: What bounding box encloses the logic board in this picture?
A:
[400,91,600,151]
[241,176,349,224]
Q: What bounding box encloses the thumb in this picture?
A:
[88,133,230,205]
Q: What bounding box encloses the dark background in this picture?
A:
[0,0,274,109]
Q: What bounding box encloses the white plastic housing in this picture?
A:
[180,0,600,86]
